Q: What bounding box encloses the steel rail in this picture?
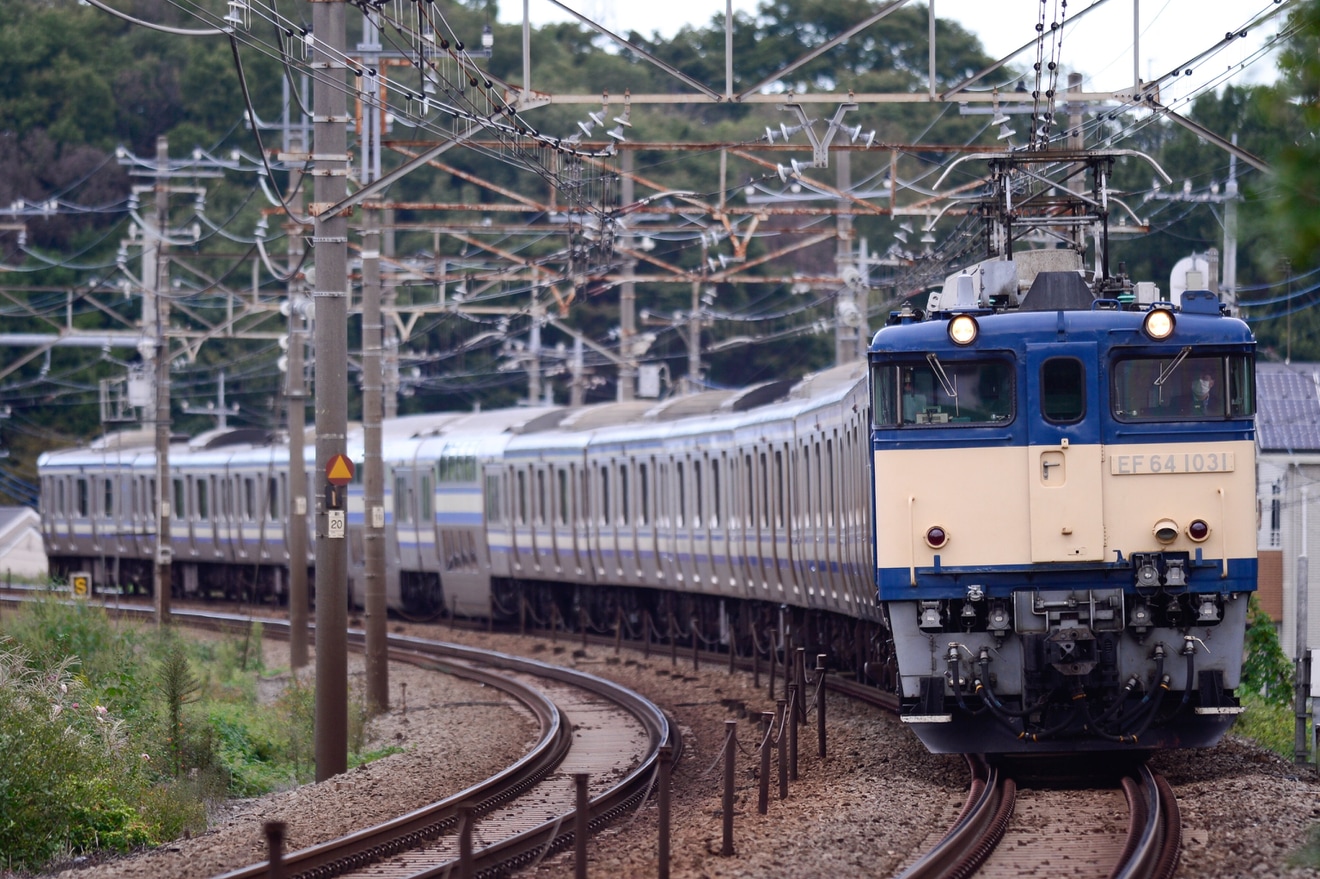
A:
[0,598,675,879]
[893,755,1015,879]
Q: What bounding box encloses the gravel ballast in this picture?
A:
[27,622,1320,879]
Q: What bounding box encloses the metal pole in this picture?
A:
[691,617,700,671]
[721,720,735,856]
[688,280,701,392]
[816,654,828,759]
[1297,484,1310,764]
[658,745,672,879]
[362,195,387,711]
[758,711,772,814]
[788,684,798,781]
[776,698,787,799]
[1223,142,1239,316]
[360,8,389,714]
[724,0,734,98]
[574,772,589,879]
[152,135,172,625]
[264,821,286,879]
[312,0,350,782]
[1132,0,1141,91]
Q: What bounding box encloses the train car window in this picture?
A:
[515,470,527,525]
[1227,354,1255,417]
[871,366,898,425]
[149,477,156,518]
[421,472,434,521]
[173,478,185,520]
[693,460,703,528]
[103,478,114,517]
[616,464,628,526]
[744,455,754,530]
[197,478,209,522]
[76,477,89,517]
[759,453,769,530]
[874,360,1013,426]
[711,458,721,528]
[1040,358,1085,423]
[396,474,410,524]
[557,468,569,526]
[675,462,685,528]
[1112,354,1251,420]
[638,463,650,526]
[775,449,785,530]
[267,477,280,522]
[600,465,611,525]
[656,462,668,525]
[827,437,836,529]
[485,473,502,522]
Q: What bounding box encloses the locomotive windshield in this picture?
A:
[872,359,1014,426]
[1112,353,1254,420]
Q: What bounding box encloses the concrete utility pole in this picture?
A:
[151,135,173,625]
[834,148,860,365]
[312,0,351,782]
[618,151,637,402]
[286,123,310,670]
[1297,485,1311,765]
[359,6,389,713]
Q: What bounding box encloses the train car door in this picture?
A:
[1025,343,1105,562]
[692,457,711,588]
[707,455,733,593]
[656,460,677,587]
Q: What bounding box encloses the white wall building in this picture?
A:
[0,506,47,581]
[1254,362,1320,661]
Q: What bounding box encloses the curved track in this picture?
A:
[896,758,1180,879]
[199,612,677,879]
[0,596,676,879]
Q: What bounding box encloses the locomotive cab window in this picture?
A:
[1041,358,1085,423]
[871,358,1014,426]
[1112,353,1254,421]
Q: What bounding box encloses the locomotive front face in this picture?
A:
[870,306,1258,753]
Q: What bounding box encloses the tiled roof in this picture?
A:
[1256,362,1320,453]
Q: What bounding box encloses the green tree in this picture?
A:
[1271,0,1320,269]
[1241,595,1294,708]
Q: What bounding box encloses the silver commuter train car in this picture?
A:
[39,363,883,642]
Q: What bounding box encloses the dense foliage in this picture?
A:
[0,597,385,872]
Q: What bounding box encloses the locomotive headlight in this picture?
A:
[1142,307,1175,340]
[948,314,979,346]
[924,525,949,549]
[1187,519,1211,542]
[1153,518,1179,543]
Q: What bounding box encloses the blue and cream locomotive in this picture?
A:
[871,150,1256,753]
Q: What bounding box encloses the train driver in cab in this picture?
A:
[1188,370,1219,415]
[902,373,928,422]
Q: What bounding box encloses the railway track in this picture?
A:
[0,594,676,879]
[896,756,1181,879]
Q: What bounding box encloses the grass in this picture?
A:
[0,595,389,874]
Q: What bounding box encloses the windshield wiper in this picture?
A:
[926,352,959,401]
[1154,347,1192,387]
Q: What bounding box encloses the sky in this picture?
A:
[495,0,1289,103]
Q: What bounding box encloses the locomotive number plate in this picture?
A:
[1110,451,1235,475]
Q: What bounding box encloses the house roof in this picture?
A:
[1256,362,1320,454]
[0,506,39,542]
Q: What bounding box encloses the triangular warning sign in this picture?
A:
[327,455,355,484]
